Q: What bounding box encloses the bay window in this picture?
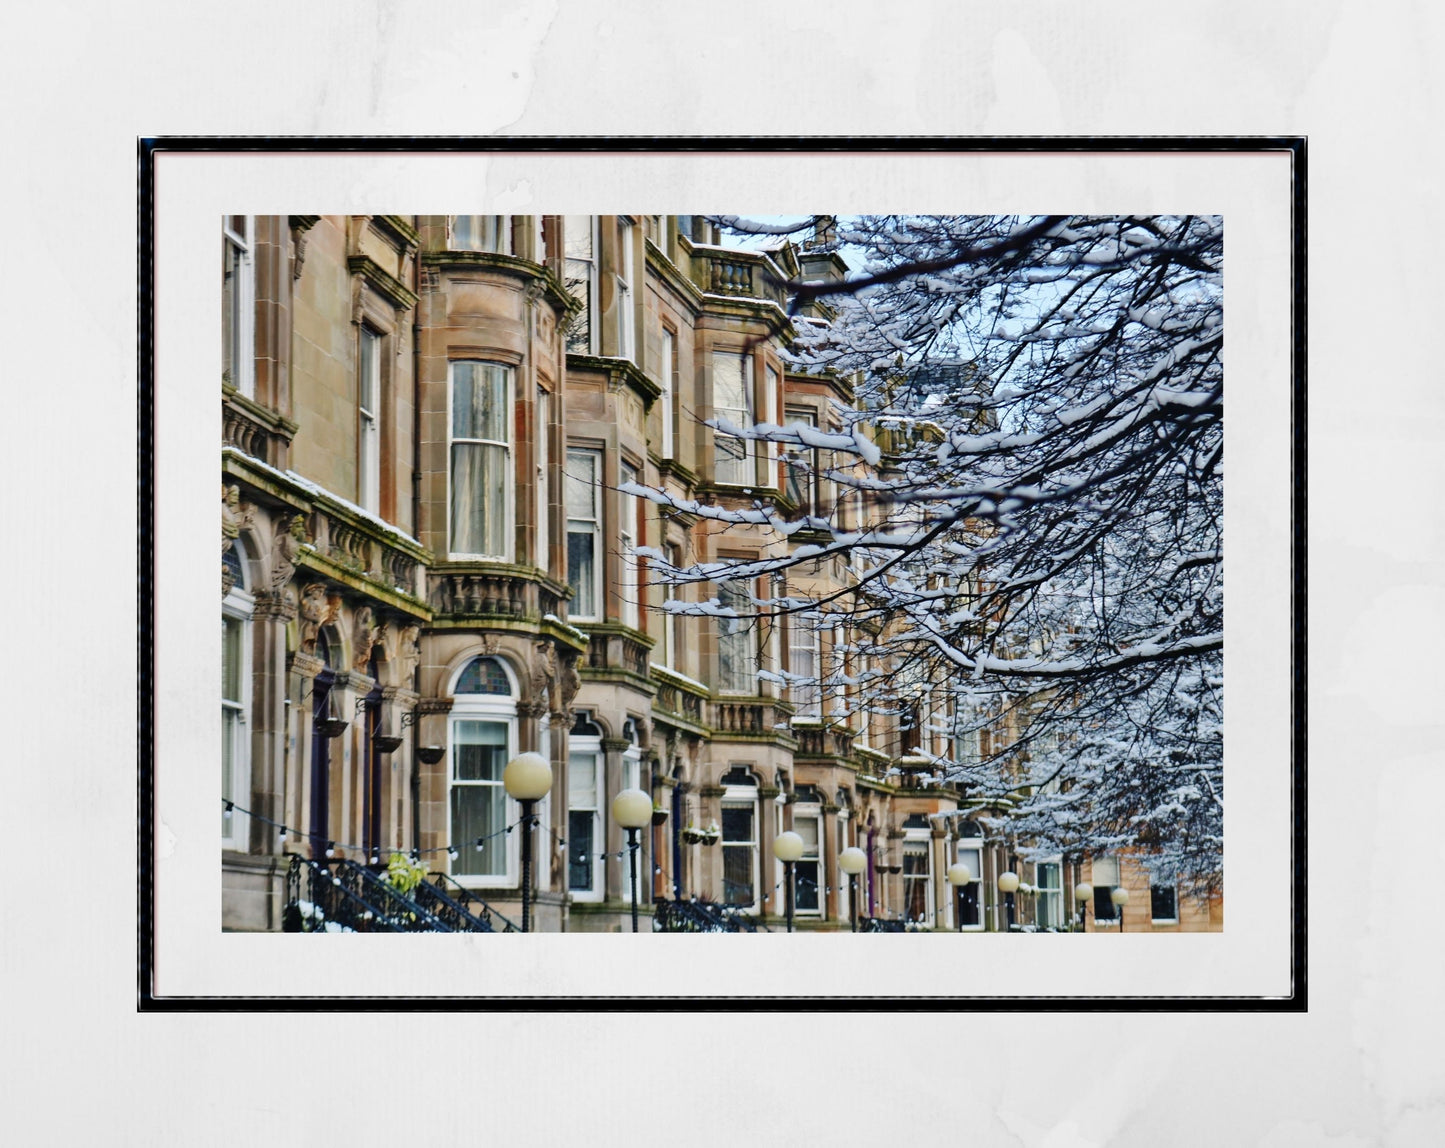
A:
[448,656,518,882]
[566,448,602,620]
[783,408,818,514]
[449,361,513,559]
[713,351,753,485]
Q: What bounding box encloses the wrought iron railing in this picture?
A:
[284,854,453,932]
[858,916,908,933]
[425,872,520,933]
[652,897,769,933]
[409,877,498,933]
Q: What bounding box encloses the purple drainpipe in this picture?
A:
[866,827,878,916]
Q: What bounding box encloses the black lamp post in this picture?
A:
[503,752,553,933]
[612,788,653,933]
[774,831,804,933]
[839,846,867,933]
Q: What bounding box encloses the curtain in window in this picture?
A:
[794,818,820,912]
[451,363,510,556]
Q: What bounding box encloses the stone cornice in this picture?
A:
[373,214,420,249]
[347,255,419,311]
[421,249,578,318]
[566,353,663,409]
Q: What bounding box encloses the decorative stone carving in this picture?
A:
[529,640,556,713]
[222,484,255,596]
[299,583,329,653]
[554,649,581,719]
[271,513,306,591]
[253,589,297,623]
[395,624,421,688]
[352,606,380,671]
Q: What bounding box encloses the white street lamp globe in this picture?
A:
[612,787,653,830]
[502,752,553,801]
[1074,882,1094,904]
[947,863,973,887]
[997,871,1020,894]
[838,846,867,876]
[1110,886,1130,908]
[774,830,805,863]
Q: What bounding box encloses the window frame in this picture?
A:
[357,325,382,514]
[447,656,521,887]
[564,215,599,355]
[658,324,676,460]
[447,360,515,561]
[566,732,604,903]
[954,827,985,932]
[1035,858,1065,929]
[1150,880,1179,924]
[221,540,253,850]
[712,350,755,487]
[222,215,255,398]
[902,830,933,927]
[450,214,511,254]
[791,804,824,917]
[1091,855,1121,923]
[720,778,760,912]
[618,459,641,630]
[616,217,636,361]
[565,447,603,622]
[715,577,758,696]
[788,612,822,716]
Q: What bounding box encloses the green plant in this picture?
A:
[384,851,427,896]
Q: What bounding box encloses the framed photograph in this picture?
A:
[141,138,1303,1007]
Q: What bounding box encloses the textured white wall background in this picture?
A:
[6,1,1442,1144]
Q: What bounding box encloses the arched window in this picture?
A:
[449,656,519,883]
[221,539,253,848]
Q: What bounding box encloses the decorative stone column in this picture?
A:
[250,588,296,852]
[415,697,453,859]
[601,736,631,902]
[758,785,781,918]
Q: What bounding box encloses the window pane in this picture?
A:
[721,805,753,843]
[568,810,596,890]
[451,442,507,555]
[222,616,242,701]
[565,451,597,517]
[568,753,598,807]
[795,860,819,911]
[568,529,596,617]
[451,786,506,876]
[1092,857,1120,886]
[455,657,511,695]
[452,363,509,442]
[453,721,507,782]
[1151,885,1177,920]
